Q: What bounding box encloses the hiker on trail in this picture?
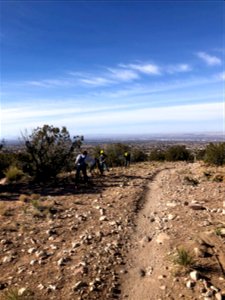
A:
[90,157,101,175]
[75,150,88,186]
[99,150,109,175]
[124,151,131,167]
[85,155,100,176]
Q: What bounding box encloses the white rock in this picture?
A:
[57,258,65,266]
[99,208,105,216]
[186,280,195,289]
[37,284,45,290]
[210,285,219,292]
[28,247,36,254]
[18,288,26,296]
[168,214,176,220]
[2,256,13,263]
[190,270,200,281]
[166,202,177,207]
[220,228,225,237]
[99,216,107,221]
[48,285,57,291]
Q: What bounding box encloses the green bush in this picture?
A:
[195,149,206,161]
[4,166,24,182]
[0,152,18,179]
[204,143,225,166]
[93,143,148,167]
[131,148,148,162]
[22,125,82,182]
[149,149,165,161]
[165,145,192,162]
[106,143,130,167]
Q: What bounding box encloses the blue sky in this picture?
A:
[0,1,224,139]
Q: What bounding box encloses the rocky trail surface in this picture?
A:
[0,162,225,300]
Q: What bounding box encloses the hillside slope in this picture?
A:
[0,162,225,300]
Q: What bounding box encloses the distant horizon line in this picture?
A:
[2,131,225,143]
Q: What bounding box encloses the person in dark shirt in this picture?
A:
[124,151,131,167]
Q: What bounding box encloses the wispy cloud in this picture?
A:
[121,63,161,75]
[196,52,222,66]
[94,74,223,100]
[166,64,192,74]
[107,68,139,81]
[2,101,222,138]
[26,78,75,88]
[79,77,114,86]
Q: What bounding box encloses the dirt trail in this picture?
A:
[121,168,174,300]
[121,163,225,300]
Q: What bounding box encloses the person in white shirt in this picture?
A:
[75,150,88,185]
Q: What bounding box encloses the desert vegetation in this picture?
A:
[1,125,225,186]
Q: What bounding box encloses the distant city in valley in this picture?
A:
[2,132,224,147]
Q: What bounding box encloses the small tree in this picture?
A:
[131,148,148,162]
[165,145,192,162]
[106,143,130,167]
[22,125,82,181]
[204,143,225,166]
[149,149,166,161]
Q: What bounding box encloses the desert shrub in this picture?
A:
[165,145,192,162]
[22,125,83,181]
[203,171,212,179]
[0,152,19,179]
[204,143,225,166]
[106,143,130,167]
[1,288,35,300]
[212,174,224,182]
[131,148,148,162]
[215,228,222,236]
[183,176,199,186]
[18,194,30,203]
[173,248,194,268]
[149,149,166,161]
[4,166,24,182]
[195,148,206,161]
[93,144,148,167]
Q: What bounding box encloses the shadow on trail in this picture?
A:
[0,169,157,202]
[0,177,101,202]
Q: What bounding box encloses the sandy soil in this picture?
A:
[0,162,225,300]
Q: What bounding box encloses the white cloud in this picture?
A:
[197,52,222,66]
[79,77,113,86]
[107,68,139,81]
[57,102,222,126]
[166,64,192,74]
[2,100,223,138]
[125,63,161,75]
[26,79,74,88]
